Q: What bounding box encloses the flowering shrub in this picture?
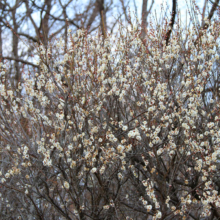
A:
[0,16,220,219]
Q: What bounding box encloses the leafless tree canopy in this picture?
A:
[1,0,152,89]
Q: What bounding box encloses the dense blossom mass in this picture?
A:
[0,16,220,219]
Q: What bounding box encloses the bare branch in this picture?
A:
[165,0,177,46]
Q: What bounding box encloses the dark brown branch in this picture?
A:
[165,0,177,46]
[208,0,220,21]
[2,56,38,68]
[97,0,106,38]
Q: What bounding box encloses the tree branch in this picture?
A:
[165,0,177,46]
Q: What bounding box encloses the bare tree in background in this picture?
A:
[141,0,154,39]
[0,0,140,90]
